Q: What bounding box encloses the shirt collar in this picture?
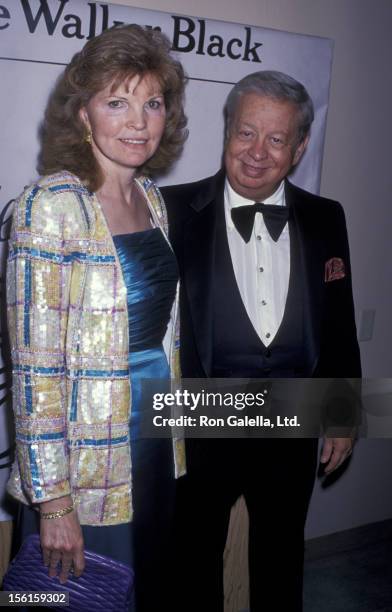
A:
[224,179,286,229]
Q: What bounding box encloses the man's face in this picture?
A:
[224,93,309,201]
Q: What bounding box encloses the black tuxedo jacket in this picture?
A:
[162,169,361,380]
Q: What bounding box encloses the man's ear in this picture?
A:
[293,133,310,166]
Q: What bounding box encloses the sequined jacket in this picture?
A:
[6,171,185,526]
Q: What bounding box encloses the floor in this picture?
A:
[303,520,392,612]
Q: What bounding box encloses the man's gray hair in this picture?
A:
[225,70,314,144]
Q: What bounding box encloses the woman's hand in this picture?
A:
[39,496,85,584]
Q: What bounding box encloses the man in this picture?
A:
[162,71,361,611]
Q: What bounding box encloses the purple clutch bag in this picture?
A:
[3,534,134,611]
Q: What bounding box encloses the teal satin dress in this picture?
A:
[88,227,178,609]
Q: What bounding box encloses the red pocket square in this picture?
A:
[325,257,345,282]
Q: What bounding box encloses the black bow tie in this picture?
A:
[231,203,290,243]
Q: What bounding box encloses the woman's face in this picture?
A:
[80,73,166,179]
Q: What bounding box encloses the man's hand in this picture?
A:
[320,437,353,475]
[39,496,85,584]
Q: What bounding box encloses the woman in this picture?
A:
[6,24,187,610]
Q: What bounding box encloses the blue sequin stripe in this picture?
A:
[15,365,65,375]
[48,183,90,195]
[13,246,115,264]
[76,192,91,230]
[70,380,78,422]
[74,436,128,447]
[67,368,129,378]
[15,365,128,378]
[24,374,33,414]
[18,431,65,442]
[25,186,40,228]
[17,434,128,451]
[23,258,32,346]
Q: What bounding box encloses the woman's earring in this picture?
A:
[85,128,92,145]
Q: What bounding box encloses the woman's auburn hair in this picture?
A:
[38,24,188,192]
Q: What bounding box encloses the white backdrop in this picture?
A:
[0,0,333,519]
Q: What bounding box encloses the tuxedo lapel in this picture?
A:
[286,180,326,375]
[183,171,225,376]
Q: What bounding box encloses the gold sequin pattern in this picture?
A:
[6,171,184,525]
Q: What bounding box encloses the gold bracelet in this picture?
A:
[40,505,74,520]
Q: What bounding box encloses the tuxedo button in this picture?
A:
[257,235,262,241]
[259,266,264,272]
[266,332,271,338]
[265,350,271,358]
[261,300,267,306]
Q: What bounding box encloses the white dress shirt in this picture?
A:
[224,179,290,347]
